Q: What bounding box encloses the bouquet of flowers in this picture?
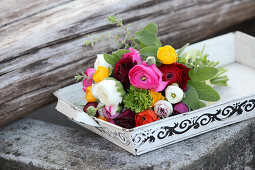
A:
[75,15,229,129]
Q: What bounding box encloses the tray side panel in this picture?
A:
[131,94,255,155]
[55,96,136,155]
[235,31,255,69]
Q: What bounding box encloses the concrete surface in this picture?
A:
[0,118,254,170]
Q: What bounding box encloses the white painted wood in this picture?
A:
[54,32,255,155]
[235,31,255,69]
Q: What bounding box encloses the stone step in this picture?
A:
[0,118,254,170]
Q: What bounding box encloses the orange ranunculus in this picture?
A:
[157,45,177,64]
[85,86,97,102]
[97,116,109,122]
[93,66,109,83]
[149,90,165,107]
[135,109,160,127]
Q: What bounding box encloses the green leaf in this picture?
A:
[182,84,200,110]
[189,67,218,82]
[139,46,158,57]
[188,81,220,102]
[115,49,129,58]
[177,43,189,57]
[199,100,206,108]
[139,42,147,48]
[112,52,120,60]
[139,46,161,65]
[103,53,117,66]
[143,23,158,35]
[135,30,162,47]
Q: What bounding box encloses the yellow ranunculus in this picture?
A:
[157,45,177,64]
[93,66,109,83]
[85,86,97,102]
[149,90,165,107]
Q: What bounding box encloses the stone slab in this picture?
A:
[0,118,254,170]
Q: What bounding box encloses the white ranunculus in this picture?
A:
[154,100,173,118]
[165,85,184,104]
[91,79,123,106]
[94,54,113,70]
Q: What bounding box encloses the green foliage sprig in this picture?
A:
[84,15,140,49]
[123,86,153,113]
[74,72,92,82]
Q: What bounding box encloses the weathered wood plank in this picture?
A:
[0,0,255,126]
[0,0,73,28]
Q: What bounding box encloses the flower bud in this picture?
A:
[87,106,97,116]
[154,100,173,118]
[146,56,156,65]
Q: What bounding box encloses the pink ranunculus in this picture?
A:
[82,68,96,92]
[85,68,96,77]
[102,105,120,119]
[129,62,168,92]
[122,47,143,64]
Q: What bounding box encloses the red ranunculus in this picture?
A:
[114,57,136,89]
[135,109,160,127]
[159,63,190,90]
[114,109,136,129]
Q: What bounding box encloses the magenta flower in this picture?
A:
[102,105,120,119]
[173,102,189,115]
[123,47,142,64]
[129,62,168,92]
[82,68,96,92]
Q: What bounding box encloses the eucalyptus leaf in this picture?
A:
[140,42,147,48]
[199,100,206,108]
[135,30,162,47]
[182,84,200,110]
[116,49,129,59]
[112,52,120,60]
[143,23,158,35]
[139,46,158,57]
[188,81,220,102]
[103,53,118,66]
[189,67,218,82]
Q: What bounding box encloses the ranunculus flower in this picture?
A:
[123,47,142,64]
[173,102,189,115]
[149,90,165,107]
[165,85,184,104]
[114,109,136,129]
[157,45,177,64]
[94,54,113,70]
[129,62,168,92]
[114,57,136,89]
[85,86,97,102]
[93,66,109,83]
[83,102,99,117]
[135,109,160,127]
[102,105,120,119]
[82,68,96,92]
[159,63,190,90]
[97,116,109,122]
[91,79,125,106]
[154,100,173,118]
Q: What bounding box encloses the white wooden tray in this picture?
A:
[54,32,255,155]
